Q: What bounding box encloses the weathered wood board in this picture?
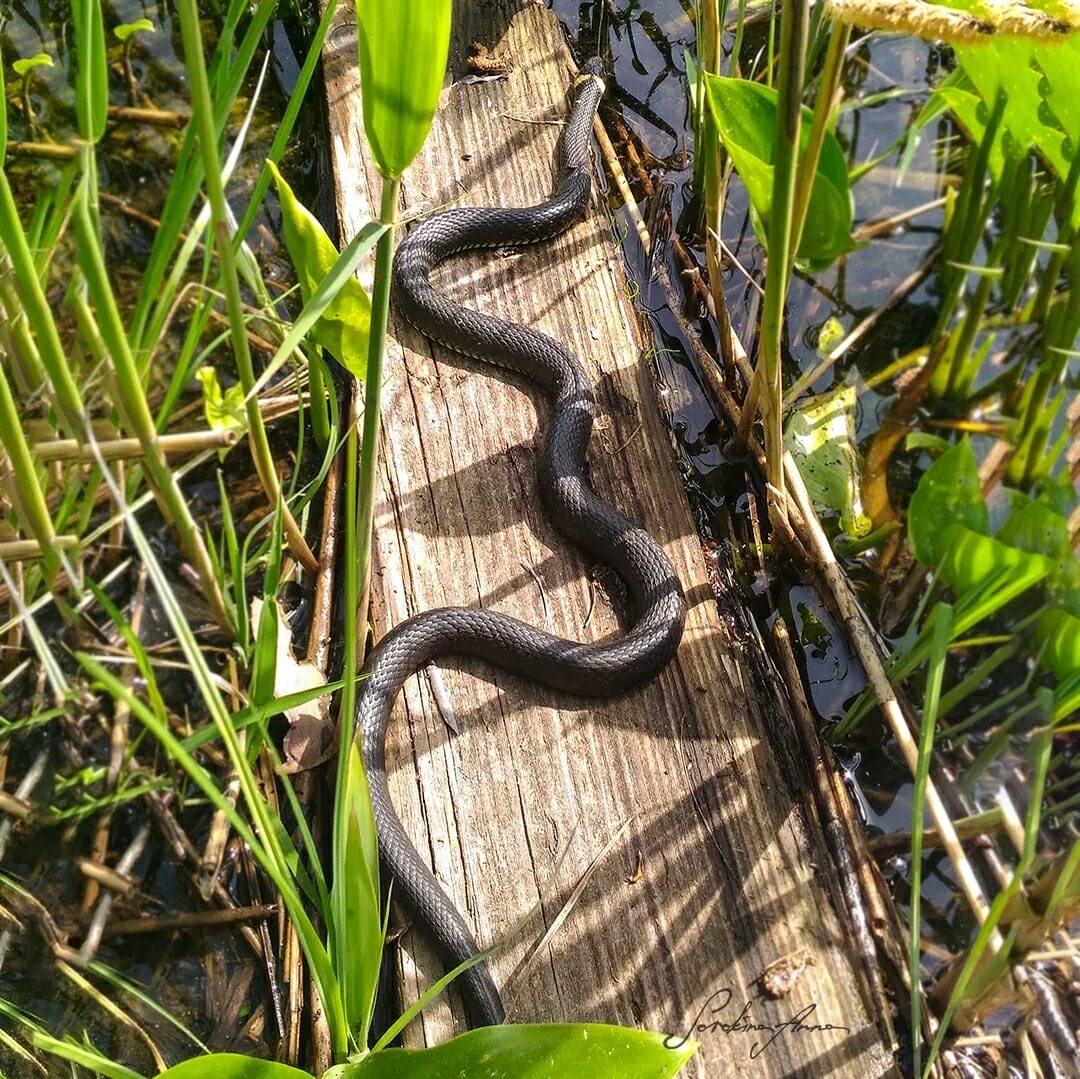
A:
[322,2,895,1075]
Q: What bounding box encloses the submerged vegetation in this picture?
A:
[0,0,1076,1076]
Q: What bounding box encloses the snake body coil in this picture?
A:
[356,61,686,1028]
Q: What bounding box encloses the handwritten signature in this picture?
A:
[665,987,851,1059]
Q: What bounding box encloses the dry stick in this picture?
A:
[853,195,948,242]
[771,618,900,1044]
[106,105,185,128]
[590,112,996,943]
[869,807,1007,858]
[31,428,237,463]
[784,455,998,935]
[4,141,77,160]
[0,538,79,561]
[92,905,277,939]
[0,749,48,862]
[67,822,151,966]
[82,566,147,915]
[784,245,940,404]
[198,656,245,900]
[145,791,264,957]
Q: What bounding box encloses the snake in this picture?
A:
[355,58,687,1028]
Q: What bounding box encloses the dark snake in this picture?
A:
[356,59,686,1028]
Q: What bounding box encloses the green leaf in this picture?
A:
[268,161,372,378]
[338,1024,695,1078]
[703,74,855,264]
[956,39,1069,180]
[937,527,1053,597]
[158,1054,311,1079]
[1033,36,1080,141]
[356,0,452,179]
[72,0,108,144]
[331,739,382,1046]
[1036,608,1080,682]
[907,439,989,567]
[196,366,247,446]
[115,19,155,44]
[784,385,871,537]
[13,53,53,78]
[998,499,1069,562]
[0,50,5,167]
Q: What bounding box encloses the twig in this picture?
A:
[784,244,940,404]
[31,428,237,463]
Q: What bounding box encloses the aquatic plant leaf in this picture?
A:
[268,161,371,378]
[784,385,871,537]
[1036,608,1080,682]
[12,54,53,78]
[72,0,108,144]
[703,75,855,264]
[196,366,247,447]
[1033,36,1080,141]
[330,1024,695,1078]
[157,1055,310,1079]
[937,526,1054,596]
[997,495,1079,611]
[907,439,988,567]
[355,0,452,179]
[815,316,845,356]
[114,19,155,43]
[998,498,1069,562]
[955,39,1069,179]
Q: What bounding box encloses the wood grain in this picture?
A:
[322,2,896,1074]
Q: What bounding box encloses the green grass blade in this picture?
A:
[909,602,952,1075]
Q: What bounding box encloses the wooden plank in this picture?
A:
[322,3,895,1075]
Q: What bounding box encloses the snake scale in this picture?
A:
[355,58,687,1028]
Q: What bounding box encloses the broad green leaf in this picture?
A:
[937,526,1053,597]
[196,366,247,446]
[268,161,372,378]
[956,39,1069,179]
[158,1054,311,1079]
[13,54,53,78]
[784,385,871,537]
[703,75,855,264]
[115,19,155,44]
[998,496,1079,611]
[1033,36,1080,141]
[331,739,382,1045]
[356,0,452,179]
[998,499,1069,562]
[1036,608,1080,682]
[335,1024,695,1078]
[72,0,108,144]
[907,439,989,567]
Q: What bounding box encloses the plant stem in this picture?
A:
[175,0,317,574]
[759,0,809,495]
[334,173,399,965]
[355,177,402,635]
[72,172,231,629]
[0,362,59,580]
[789,19,850,267]
[0,170,85,436]
[308,351,332,450]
